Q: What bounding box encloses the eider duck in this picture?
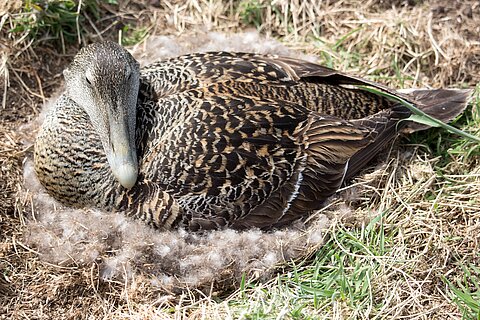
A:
[34,41,471,231]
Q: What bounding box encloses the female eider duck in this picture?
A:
[34,41,470,231]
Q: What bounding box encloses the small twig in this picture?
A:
[33,70,45,105]
[76,0,83,45]
[427,13,448,65]
[1,54,8,109]
[8,63,44,100]
[84,12,104,40]
[60,27,66,55]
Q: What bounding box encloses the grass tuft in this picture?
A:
[9,0,102,46]
[237,0,268,29]
[444,264,480,320]
[226,212,400,318]
[120,24,148,46]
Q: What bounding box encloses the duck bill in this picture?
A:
[108,122,138,189]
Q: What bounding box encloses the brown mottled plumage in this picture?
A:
[34,41,471,231]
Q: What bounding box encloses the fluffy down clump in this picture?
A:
[131,31,318,65]
[21,32,330,292]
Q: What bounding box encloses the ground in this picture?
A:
[0,0,479,319]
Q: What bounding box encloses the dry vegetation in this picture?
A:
[1,0,480,319]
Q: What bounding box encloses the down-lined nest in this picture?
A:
[18,32,329,293]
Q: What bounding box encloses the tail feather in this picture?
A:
[344,88,472,182]
[399,88,473,133]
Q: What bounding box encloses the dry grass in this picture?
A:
[1,0,479,318]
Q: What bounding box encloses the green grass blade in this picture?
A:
[356,86,480,143]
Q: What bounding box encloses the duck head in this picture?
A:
[63,41,140,189]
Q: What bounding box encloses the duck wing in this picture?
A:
[140,52,412,121]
